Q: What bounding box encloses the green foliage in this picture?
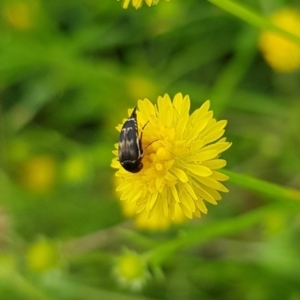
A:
[1,0,300,299]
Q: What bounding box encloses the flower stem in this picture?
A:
[223,169,300,203]
[144,204,276,265]
[207,0,300,45]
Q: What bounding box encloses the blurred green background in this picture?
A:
[1,0,300,299]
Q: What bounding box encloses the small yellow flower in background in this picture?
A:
[112,93,231,220]
[127,76,158,103]
[263,210,288,237]
[26,238,60,272]
[62,156,89,185]
[259,8,300,72]
[149,0,184,36]
[118,0,170,9]
[113,249,150,291]
[3,0,39,30]
[19,155,57,194]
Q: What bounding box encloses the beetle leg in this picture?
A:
[139,121,149,157]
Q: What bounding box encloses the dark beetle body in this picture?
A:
[118,107,144,173]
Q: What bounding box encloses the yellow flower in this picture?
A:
[118,0,170,9]
[19,155,57,194]
[62,156,89,185]
[134,202,186,230]
[112,93,231,220]
[127,76,158,103]
[3,0,39,30]
[263,210,287,236]
[119,191,187,230]
[113,249,150,291]
[26,238,59,272]
[259,8,300,72]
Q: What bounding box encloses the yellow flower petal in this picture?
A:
[202,129,226,144]
[157,94,174,126]
[195,185,218,205]
[171,167,189,182]
[195,199,208,214]
[202,159,227,169]
[182,164,213,177]
[118,0,170,10]
[183,182,198,200]
[170,185,180,203]
[187,150,220,162]
[212,171,229,181]
[199,176,229,193]
[180,188,196,212]
[179,203,194,219]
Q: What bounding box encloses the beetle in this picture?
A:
[118,107,146,173]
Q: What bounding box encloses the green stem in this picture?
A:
[210,26,258,117]
[144,204,274,265]
[144,171,300,265]
[207,0,300,45]
[223,169,300,203]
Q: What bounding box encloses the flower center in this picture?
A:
[156,147,171,161]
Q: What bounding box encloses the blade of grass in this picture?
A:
[0,268,52,300]
[223,169,300,203]
[210,26,258,117]
[144,170,300,265]
[144,204,276,265]
[208,0,300,45]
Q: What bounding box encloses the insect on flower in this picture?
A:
[118,107,146,173]
[112,93,232,220]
